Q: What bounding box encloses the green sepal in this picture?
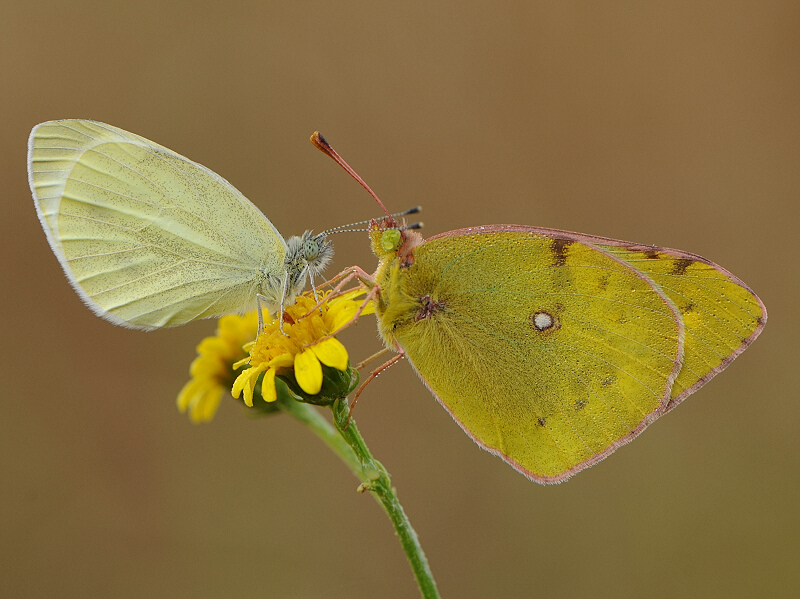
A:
[278,363,360,406]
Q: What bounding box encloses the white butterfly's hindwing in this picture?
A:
[29,120,287,328]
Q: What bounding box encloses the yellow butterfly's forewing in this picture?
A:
[29,120,286,329]
[600,243,767,408]
[377,229,687,483]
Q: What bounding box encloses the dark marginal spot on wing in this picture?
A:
[621,245,660,259]
[680,302,695,314]
[550,238,573,267]
[671,258,695,275]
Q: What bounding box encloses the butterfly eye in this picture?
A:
[304,238,320,260]
[381,229,402,252]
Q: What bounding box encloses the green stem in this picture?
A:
[275,392,363,476]
[330,398,441,599]
[275,394,441,599]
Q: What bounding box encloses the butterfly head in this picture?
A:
[279,231,334,306]
[301,231,334,275]
[369,216,423,268]
[285,231,334,279]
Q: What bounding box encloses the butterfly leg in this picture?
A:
[346,349,405,429]
[316,265,377,292]
[355,347,392,371]
[307,267,324,315]
[305,263,373,315]
[255,293,271,334]
[278,274,292,336]
[304,283,381,349]
[298,265,377,325]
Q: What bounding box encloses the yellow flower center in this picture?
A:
[232,288,374,407]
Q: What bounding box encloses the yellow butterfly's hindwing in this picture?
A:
[377,227,765,483]
[600,242,766,409]
[29,120,287,329]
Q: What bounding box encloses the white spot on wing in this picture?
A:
[533,311,554,331]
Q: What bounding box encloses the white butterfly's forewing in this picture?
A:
[29,120,286,329]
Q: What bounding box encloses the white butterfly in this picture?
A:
[28,120,332,329]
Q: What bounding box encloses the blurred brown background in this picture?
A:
[2,2,797,598]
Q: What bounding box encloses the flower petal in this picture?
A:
[177,311,259,422]
[232,356,250,370]
[243,373,256,407]
[261,368,278,402]
[231,371,248,399]
[267,354,295,369]
[328,298,375,331]
[310,337,349,371]
[232,365,266,407]
[294,349,323,395]
[177,379,202,412]
[190,386,224,423]
[328,307,354,332]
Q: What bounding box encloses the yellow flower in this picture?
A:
[232,288,374,408]
[177,312,258,423]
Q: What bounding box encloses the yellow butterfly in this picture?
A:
[314,133,767,484]
[29,120,333,329]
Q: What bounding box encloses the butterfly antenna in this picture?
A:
[311,132,393,218]
[320,206,422,236]
[401,221,423,231]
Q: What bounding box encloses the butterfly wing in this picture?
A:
[380,226,764,483]
[595,237,767,410]
[29,120,286,328]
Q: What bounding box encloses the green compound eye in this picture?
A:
[381,229,402,252]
